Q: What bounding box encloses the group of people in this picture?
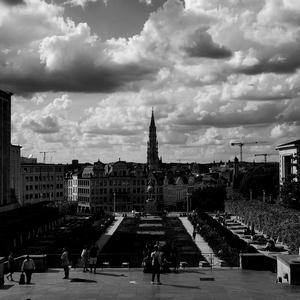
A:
[6,251,36,284]
[81,243,99,273]
[142,241,180,284]
[61,243,100,279]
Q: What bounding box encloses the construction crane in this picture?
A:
[231,141,267,162]
[255,153,277,163]
[40,151,56,164]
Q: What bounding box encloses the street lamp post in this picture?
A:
[113,191,116,217]
[250,189,252,201]
[186,191,189,216]
[263,190,265,202]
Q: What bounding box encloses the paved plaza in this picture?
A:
[1,267,300,300]
[2,215,300,299]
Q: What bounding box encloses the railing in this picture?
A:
[46,253,143,269]
[45,252,240,269]
[201,253,240,268]
[2,252,243,272]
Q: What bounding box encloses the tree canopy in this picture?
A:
[238,165,279,199]
[191,186,226,212]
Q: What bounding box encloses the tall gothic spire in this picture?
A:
[150,107,155,128]
[147,108,159,170]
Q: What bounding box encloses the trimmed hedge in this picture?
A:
[225,200,300,253]
[189,212,258,266]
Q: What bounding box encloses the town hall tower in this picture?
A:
[147,108,160,170]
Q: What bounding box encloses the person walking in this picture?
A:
[192,230,196,240]
[89,243,99,273]
[151,245,162,285]
[21,255,35,284]
[171,246,180,273]
[61,247,70,279]
[6,251,14,281]
[81,245,89,272]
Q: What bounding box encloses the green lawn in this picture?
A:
[100,216,205,267]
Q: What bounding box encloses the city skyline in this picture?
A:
[1,0,300,164]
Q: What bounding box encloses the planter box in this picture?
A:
[9,255,47,272]
[277,255,300,285]
[0,257,5,285]
[240,253,276,272]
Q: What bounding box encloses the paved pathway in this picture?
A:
[1,268,300,300]
[180,217,224,267]
[96,217,124,252]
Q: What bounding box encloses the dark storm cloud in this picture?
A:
[1,0,26,6]
[236,49,300,75]
[23,116,61,134]
[84,128,141,136]
[1,60,158,97]
[184,28,232,59]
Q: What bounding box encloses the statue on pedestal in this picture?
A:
[146,179,155,202]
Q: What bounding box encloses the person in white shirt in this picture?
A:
[151,246,162,284]
[21,255,35,284]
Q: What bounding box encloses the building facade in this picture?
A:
[276,139,300,185]
[69,160,149,214]
[10,144,22,203]
[0,89,13,206]
[20,162,65,205]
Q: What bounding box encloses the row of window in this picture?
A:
[25,175,64,182]
[70,187,146,195]
[78,196,133,204]
[23,167,63,173]
[24,192,63,200]
[66,179,146,187]
[25,184,63,191]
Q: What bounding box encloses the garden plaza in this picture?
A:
[2,214,300,299]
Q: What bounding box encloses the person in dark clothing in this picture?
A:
[6,251,14,281]
[61,247,70,279]
[192,231,196,240]
[89,243,99,273]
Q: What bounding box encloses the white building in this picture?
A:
[276,139,300,185]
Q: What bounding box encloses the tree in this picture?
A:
[238,165,279,200]
[191,186,226,212]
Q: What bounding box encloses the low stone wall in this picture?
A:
[0,257,5,285]
[240,253,276,272]
[3,255,47,275]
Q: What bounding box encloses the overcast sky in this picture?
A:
[2,0,300,164]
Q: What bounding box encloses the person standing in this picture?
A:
[6,251,14,281]
[61,247,70,279]
[21,255,35,284]
[151,246,162,285]
[81,245,89,272]
[89,243,99,273]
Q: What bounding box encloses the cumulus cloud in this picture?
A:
[6,0,300,163]
[64,0,97,9]
[183,27,232,59]
[23,114,61,134]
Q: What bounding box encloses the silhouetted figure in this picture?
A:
[21,255,35,284]
[151,246,162,284]
[61,247,70,279]
[6,251,14,281]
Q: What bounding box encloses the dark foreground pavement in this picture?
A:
[1,268,300,300]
